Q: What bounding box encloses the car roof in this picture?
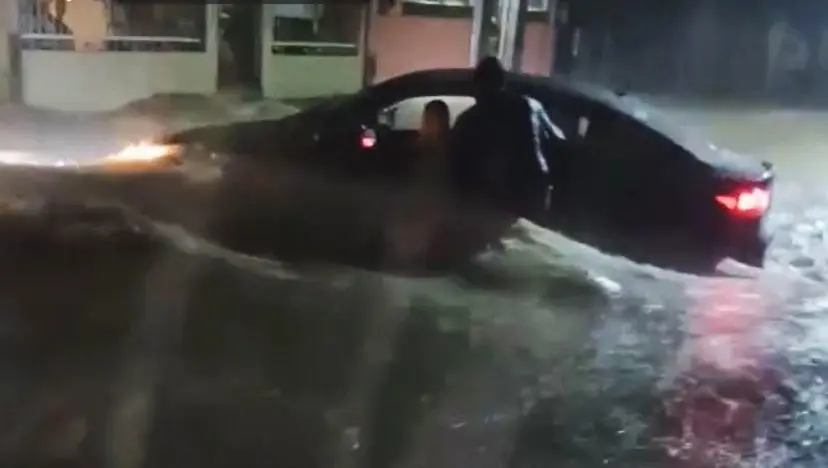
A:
[366,69,550,101]
[362,68,767,179]
[363,68,626,114]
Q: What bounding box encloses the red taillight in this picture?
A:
[715,186,770,218]
[360,128,377,148]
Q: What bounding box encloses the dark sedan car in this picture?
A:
[163,68,774,273]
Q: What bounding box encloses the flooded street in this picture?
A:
[0,102,827,467]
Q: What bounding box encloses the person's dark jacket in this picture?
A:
[449,90,556,220]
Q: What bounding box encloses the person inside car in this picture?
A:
[446,56,554,258]
[385,99,453,270]
[413,99,452,187]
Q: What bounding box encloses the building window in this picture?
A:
[401,0,550,18]
[18,0,207,52]
[405,0,471,6]
[400,0,471,18]
[399,0,550,10]
[269,4,362,56]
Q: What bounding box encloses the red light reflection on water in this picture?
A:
[663,278,785,467]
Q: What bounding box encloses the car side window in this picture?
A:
[377,96,476,131]
[583,114,640,158]
[584,111,677,174]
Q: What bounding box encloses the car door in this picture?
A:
[302,103,373,175]
[522,92,601,231]
[580,109,650,223]
[571,106,696,258]
[304,94,422,181]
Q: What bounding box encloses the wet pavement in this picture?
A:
[0,100,826,468]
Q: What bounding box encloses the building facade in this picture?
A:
[367,0,554,82]
[0,0,556,112]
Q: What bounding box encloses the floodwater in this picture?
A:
[0,103,827,468]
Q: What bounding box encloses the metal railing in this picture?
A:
[18,0,207,52]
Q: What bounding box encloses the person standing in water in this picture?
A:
[447,57,555,258]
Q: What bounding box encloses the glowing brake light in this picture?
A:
[715,186,770,218]
[360,128,377,149]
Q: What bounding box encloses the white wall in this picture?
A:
[261,55,363,99]
[259,4,364,99]
[18,2,366,110]
[0,0,16,103]
[22,51,217,112]
[20,4,219,112]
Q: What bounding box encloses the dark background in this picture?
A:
[565,0,828,104]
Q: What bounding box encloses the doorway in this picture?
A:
[553,0,576,75]
[218,4,262,93]
[469,0,530,70]
[470,0,502,64]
